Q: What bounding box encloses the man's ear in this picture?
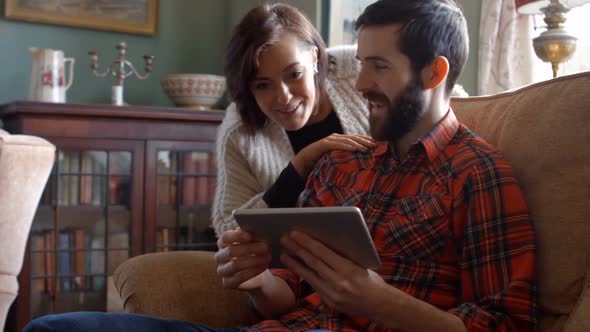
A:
[422,56,449,90]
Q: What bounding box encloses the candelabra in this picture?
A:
[88,42,155,106]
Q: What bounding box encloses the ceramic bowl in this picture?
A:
[160,74,226,110]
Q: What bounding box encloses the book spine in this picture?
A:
[194,152,209,205]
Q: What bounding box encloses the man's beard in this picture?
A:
[364,76,426,142]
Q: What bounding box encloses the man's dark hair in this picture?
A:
[355,0,469,95]
[224,3,328,133]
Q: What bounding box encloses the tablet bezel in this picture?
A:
[232,206,381,270]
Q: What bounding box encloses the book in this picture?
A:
[79,154,94,205]
[72,229,86,289]
[181,153,196,205]
[157,227,177,252]
[58,231,73,291]
[67,152,80,206]
[57,151,68,206]
[208,152,217,204]
[30,233,47,302]
[43,231,56,294]
[194,152,209,205]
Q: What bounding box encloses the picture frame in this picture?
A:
[4,0,159,36]
[327,0,373,46]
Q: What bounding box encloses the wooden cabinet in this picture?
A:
[0,101,225,332]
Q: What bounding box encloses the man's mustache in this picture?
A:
[362,91,390,105]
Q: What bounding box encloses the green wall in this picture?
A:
[227,0,322,32]
[0,0,483,107]
[226,0,481,95]
[0,0,228,107]
[457,0,482,96]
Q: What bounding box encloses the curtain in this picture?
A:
[478,0,537,95]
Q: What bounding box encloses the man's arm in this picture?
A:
[446,156,537,330]
[281,230,468,332]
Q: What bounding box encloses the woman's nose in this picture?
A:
[276,82,292,105]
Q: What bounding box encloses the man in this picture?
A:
[25,1,535,331]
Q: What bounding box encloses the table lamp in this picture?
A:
[516,0,590,77]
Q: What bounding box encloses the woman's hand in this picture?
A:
[214,228,272,290]
[292,134,375,177]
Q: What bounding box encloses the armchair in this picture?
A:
[0,129,55,331]
[114,72,590,331]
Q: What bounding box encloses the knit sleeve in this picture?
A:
[211,106,269,237]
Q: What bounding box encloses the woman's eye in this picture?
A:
[253,82,269,90]
[290,71,304,79]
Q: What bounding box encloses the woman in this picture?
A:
[213,2,373,236]
[23,3,371,331]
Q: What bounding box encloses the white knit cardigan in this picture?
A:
[211,45,370,236]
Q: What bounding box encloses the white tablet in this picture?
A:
[232,206,381,270]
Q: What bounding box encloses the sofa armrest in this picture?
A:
[564,270,590,332]
[113,251,250,328]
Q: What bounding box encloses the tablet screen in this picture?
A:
[233,206,381,270]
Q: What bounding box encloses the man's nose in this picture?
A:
[355,69,372,92]
[276,82,292,105]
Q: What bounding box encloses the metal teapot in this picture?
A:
[29,48,75,103]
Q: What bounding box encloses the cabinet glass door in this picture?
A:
[27,140,143,319]
[146,141,217,253]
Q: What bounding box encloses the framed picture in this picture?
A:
[4,0,159,36]
[327,0,374,46]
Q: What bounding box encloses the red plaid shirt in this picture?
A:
[248,110,536,331]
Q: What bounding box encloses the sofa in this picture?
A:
[114,72,590,331]
[0,129,55,331]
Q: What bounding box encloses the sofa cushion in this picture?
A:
[451,72,590,331]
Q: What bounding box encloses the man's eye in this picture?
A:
[374,64,388,71]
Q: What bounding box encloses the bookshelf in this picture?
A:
[0,101,225,332]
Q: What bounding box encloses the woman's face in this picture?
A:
[250,33,319,131]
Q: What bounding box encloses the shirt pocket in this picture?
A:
[376,194,451,260]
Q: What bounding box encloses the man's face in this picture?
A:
[355,25,427,142]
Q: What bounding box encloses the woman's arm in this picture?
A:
[211,118,271,237]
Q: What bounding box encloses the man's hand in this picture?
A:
[280,231,389,320]
[214,228,272,290]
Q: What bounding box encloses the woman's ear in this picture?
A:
[422,56,449,90]
[312,46,319,73]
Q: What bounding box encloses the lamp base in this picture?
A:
[533,27,577,77]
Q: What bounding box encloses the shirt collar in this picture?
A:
[417,108,460,163]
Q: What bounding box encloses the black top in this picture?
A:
[263,111,344,208]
